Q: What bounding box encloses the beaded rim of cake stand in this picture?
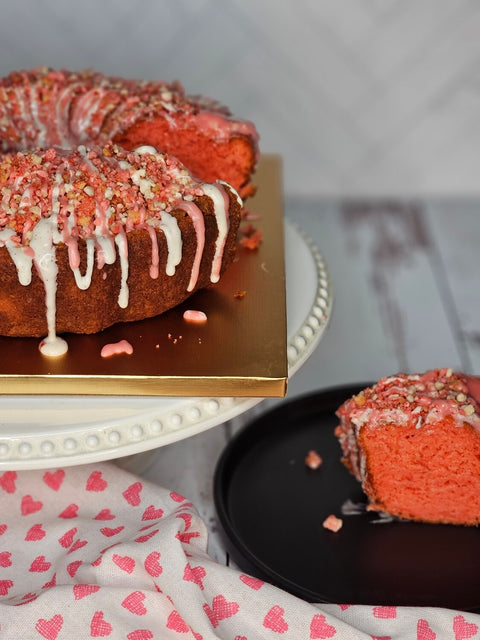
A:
[0,220,333,469]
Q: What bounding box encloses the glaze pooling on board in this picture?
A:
[0,143,238,355]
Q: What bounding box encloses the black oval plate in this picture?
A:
[214,385,480,610]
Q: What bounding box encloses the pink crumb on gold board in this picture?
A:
[183,309,207,324]
[100,340,134,358]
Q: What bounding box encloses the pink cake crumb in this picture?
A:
[305,449,323,469]
[323,515,343,533]
[100,339,133,358]
[183,309,207,324]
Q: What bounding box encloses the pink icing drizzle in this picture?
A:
[175,200,205,291]
[145,225,159,279]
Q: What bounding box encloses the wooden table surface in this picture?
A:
[141,196,480,565]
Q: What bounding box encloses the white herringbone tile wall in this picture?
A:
[0,0,478,198]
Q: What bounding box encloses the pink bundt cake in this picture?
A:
[0,68,259,355]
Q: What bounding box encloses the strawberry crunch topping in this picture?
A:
[335,368,480,483]
[337,368,480,433]
[0,67,259,153]
[0,143,203,245]
[322,515,343,533]
[305,450,323,470]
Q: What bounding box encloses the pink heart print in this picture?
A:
[183,563,206,589]
[166,610,190,633]
[86,471,108,492]
[0,580,13,596]
[310,614,336,639]
[66,560,82,577]
[0,551,12,567]
[176,512,193,530]
[58,527,78,548]
[123,481,143,506]
[0,471,16,493]
[73,584,100,600]
[100,525,125,537]
[453,615,479,640]
[127,631,153,640]
[144,551,163,577]
[90,610,113,637]
[373,606,397,619]
[203,595,240,628]
[263,606,289,633]
[58,503,79,519]
[112,554,136,574]
[176,530,200,544]
[122,591,147,616]
[239,574,264,590]
[35,614,64,640]
[134,529,159,544]
[169,491,186,502]
[141,505,164,521]
[0,524,7,535]
[25,523,46,541]
[94,509,116,520]
[29,555,52,572]
[42,573,57,589]
[67,538,88,554]
[23,592,39,605]
[42,469,65,491]
[21,494,43,515]
[417,619,436,640]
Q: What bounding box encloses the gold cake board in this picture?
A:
[0,155,287,397]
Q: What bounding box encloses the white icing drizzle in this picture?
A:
[219,179,242,208]
[70,89,106,141]
[29,87,48,149]
[39,335,68,357]
[13,88,29,148]
[95,231,117,268]
[0,229,33,285]
[134,145,158,156]
[28,216,68,357]
[200,183,230,283]
[150,212,182,277]
[71,238,95,290]
[114,230,129,308]
[78,144,105,177]
[56,86,78,147]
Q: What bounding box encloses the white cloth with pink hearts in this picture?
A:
[0,462,478,639]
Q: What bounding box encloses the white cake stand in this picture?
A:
[0,220,333,469]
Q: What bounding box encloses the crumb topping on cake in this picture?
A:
[0,143,203,245]
[0,67,259,153]
[337,368,480,433]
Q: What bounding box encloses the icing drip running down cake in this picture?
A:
[0,68,259,356]
[335,368,480,525]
